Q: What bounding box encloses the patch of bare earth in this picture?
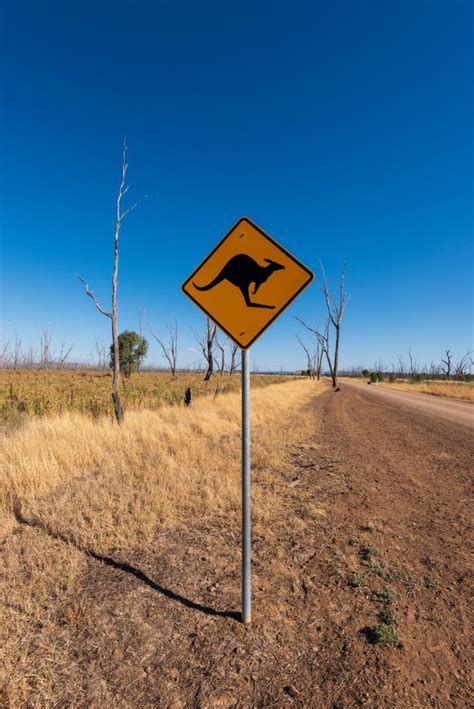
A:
[2,384,472,706]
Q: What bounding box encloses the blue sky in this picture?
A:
[1,0,472,371]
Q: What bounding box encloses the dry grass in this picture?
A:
[0,379,323,543]
[0,379,324,703]
[380,380,474,401]
[0,369,293,420]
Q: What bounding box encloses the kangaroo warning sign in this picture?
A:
[182,217,313,349]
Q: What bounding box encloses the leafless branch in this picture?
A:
[76,274,112,319]
[148,319,178,376]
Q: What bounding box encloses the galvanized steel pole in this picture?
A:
[241,348,251,624]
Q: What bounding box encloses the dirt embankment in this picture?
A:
[1,383,472,706]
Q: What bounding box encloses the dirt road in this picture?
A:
[5,384,473,707]
[342,378,474,429]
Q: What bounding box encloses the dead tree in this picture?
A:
[229,342,240,375]
[454,351,473,379]
[78,141,145,422]
[318,262,349,388]
[297,336,315,379]
[148,319,178,376]
[407,349,418,378]
[94,339,108,370]
[0,338,11,367]
[441,349,453,380]
[58,341,74,369]
[194,318,217,381]
[396,354,406,378]
[214,332,226,376]
[296,316,334,383]
[39,326,54,370]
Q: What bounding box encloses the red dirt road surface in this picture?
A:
[343,378,474,429]
[5,384,473,706]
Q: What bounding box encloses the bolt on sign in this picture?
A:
[182,217,314,349]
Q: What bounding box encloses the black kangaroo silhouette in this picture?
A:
[193,254,285,309]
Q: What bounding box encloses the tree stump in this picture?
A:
[184,387,192,407]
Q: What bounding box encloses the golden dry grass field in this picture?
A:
[0,378,322,703]
[0,369,293,421]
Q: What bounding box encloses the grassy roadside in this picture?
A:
[0,369,294,421]
[0,378,325,703]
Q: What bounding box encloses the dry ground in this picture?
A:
[1,380,472,707]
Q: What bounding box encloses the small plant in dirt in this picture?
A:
[364,623,399,646]
[360,545,377,562]
[377,608,397,625]
[374,588,396,605]
[423,576,438,589]
[348,572,366,588]
[347,538,359,546]
[421,556,435,567]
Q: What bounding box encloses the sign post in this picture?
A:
[182,217,313,623]
[241,347,251,623]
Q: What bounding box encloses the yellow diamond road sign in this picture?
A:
[182,217,314,349]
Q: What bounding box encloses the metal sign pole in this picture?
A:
[241,347,251,624]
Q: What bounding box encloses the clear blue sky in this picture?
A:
[1,0,472,371]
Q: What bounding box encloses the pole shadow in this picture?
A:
[13,500,240,621]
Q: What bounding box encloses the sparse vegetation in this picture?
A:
[364,622,398,646]
[360,545,377,562]
[348,572,366,588]
[0,369,293,422]
[374,588,396,605]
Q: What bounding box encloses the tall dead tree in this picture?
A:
[148,319,178,376]
[214,332,227,376]
[319,262,349,388]
[296,316,334,383]
[454,351,473,378]
[39,326,54,370]
[194,318,217,381]
[229,342,240,375]
[78,141,144,422]
[58,340,74,369]
[297,336,315,379]
[441,349,453,379]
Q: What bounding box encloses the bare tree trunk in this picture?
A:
[204,319,216,381]
[193,318,217,381]
[319,262,349,389]
[78,140,145,423]
[214,333,226,375]
[148,319,178,376]
[229,343,240,375]
[332,326,340,388]
[441,349,452,380]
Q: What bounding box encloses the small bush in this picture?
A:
[364,623,398,646]
[378,608,397,625]
[374,588,396,605]
[348,572,366,588]
[360,545,377,562]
